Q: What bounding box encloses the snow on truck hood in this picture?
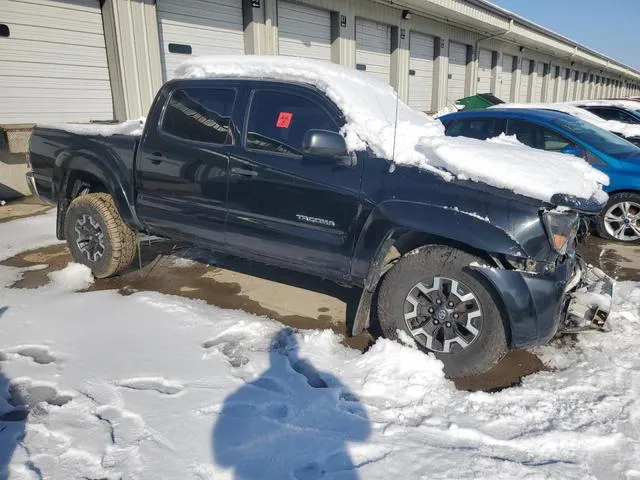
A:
[176,56,607,204]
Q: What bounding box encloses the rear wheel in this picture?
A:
[377,245,508,378]
[63,193,137,278]
[596,192,640,243]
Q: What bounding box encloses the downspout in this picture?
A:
[473,19,512,63]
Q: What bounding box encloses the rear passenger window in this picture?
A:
[507,119,540,149]
[161,88,236,144]
[246,90,338,156]
[445,118,506,140]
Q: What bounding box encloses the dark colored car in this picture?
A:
[26,67,612,378]
[580,104,640,125]
[577,104,640,147]
[440,108,640,243]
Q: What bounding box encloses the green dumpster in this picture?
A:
[455,93,504,111]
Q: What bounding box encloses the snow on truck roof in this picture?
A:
[176,56,607,204]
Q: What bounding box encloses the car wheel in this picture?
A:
[377,245,508,378]
[596,192,640,243]
[63,193,137,278]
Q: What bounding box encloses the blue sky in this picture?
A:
[488,0,640,71]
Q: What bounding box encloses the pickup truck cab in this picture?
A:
[27,56,613,378]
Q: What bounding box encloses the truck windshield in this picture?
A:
[550,116,640,159]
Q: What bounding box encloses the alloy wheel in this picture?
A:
[74,214,105,262]
[603,201,640,241]
[403,276,482,354]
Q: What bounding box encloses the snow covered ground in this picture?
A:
[2,212,640,479]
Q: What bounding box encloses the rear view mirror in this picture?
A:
[560,145,585,158]
[302,130,348,158]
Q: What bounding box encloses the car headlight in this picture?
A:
[542,210,580,255]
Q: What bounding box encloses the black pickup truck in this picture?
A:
[26,60,613,378]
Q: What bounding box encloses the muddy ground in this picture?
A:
[2,202,639,392]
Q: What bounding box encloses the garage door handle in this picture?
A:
[231,167,258,178]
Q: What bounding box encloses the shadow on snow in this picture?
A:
[213,328,371,479]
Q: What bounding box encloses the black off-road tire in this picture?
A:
[63,193,137,278]
[377,245,508,379]
[595,191,640,243]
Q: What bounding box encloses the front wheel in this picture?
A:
[63,193,137,278]
[595,192,640,243]
[377,245,508,378]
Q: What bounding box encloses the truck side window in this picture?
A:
[161,88,236,144]
[246,90,338,156]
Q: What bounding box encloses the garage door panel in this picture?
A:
[0,0,113,124]
[10,0,101,13]
[447,41,467,104]
[477,49,492,94]
[408,31,434,112]
[158,0,245,80]
[278,1,331,61]
[2,39,113,67]
[356,18,391,84]
[518,59,532,103]
[4,6,105,34]
[499,54,514,101]
[6,23,108,47]
[532,62,545,102]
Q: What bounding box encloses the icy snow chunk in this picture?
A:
[175,55,607,204]
[38,118,146,137]
[47,263,94,291]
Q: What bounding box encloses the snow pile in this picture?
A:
[48,263,94,291]
[175,55,607,204]
[3,214,640,477]
[38,118,146,137]
[433,103,464,118]
[496,102,640,139]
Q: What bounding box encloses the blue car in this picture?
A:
[439,108,640,243]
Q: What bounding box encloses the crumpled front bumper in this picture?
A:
[471,254,614,349]
[562,260,614,333]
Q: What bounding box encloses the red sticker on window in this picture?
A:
[276,111,293,128]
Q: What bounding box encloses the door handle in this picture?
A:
[231,167,258,178]
[150,151,164,165]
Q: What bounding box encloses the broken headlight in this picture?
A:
[542,210,580,255]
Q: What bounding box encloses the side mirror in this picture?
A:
[302,129,348,158]
[560,145,585,158]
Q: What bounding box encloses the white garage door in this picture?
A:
[157,0,244,80]
[499,54,515,102]
[0,0,113,124]
[518,59,533,103]
[447,41,467,104]
[532,62,545,102]
[278,1,331,61]
[477,49,493,94]
[355,18,391,84]
[408,31,435,112]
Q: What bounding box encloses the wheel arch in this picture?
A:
[54,152,142,240]
[349,201,524,336]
